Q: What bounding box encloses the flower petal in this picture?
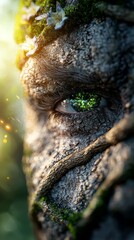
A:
[55,21,64,30]
[56,2,62,11]
[35,13,47,20]
[60,9,66,19]
[23,2,40,21]
[62,16,68,21]
[26,48,36,57]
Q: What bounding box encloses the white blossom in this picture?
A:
[35,2,68,30]
[23,2,40,21]
[20,36,38,57]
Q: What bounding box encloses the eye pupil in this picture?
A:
[70,92,100,112]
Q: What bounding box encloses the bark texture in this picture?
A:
[19,0,134,239]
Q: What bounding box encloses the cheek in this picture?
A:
[48,138,134,212]
[25,102,123,191]
[49,153,104,212]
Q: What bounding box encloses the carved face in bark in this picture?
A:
[20,6,134,240]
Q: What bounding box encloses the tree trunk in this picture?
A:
[16,0,134,239]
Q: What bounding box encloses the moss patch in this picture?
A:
[14,0,126,69]
[14,0,126,44]
[33,195,82,238]
[48,201,82,238]
[14,0,102,45]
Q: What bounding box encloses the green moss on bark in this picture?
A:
[14,0,126,69]
[14,0,101,44]
[47,201,82,238]
[15,0,126,44]
[33,195,82,238]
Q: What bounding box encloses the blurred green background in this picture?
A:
[0,0,34,239]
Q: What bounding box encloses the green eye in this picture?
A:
[55,92,101,113]
[70,92,100,112]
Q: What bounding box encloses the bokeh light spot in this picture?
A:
[3,138,8,144]
[5,124,11,131]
